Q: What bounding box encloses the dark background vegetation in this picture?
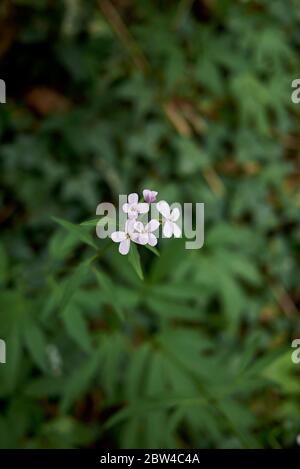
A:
[0,0,300,449]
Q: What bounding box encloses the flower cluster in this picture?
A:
[111,190,181,255]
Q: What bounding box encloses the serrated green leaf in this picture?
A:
[127,243,144,280]
[59,258,92,314]
[60,352,101,413]
[144,244,160,257]
[62,304,92,353]
[52,216,98,250]
[23,318,48,372]
[94,268,125,320]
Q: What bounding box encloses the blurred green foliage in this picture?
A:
[0,0,300,449]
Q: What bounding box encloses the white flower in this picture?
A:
[46,344,62,376]
[122,193,149,219]
[134,220,160,246]
[157,201,181,238]
[111,220,138,255]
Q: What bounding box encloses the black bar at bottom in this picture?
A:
[0,449,296,466]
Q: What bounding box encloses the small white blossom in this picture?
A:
[111,220,138,255]
[122,193,149,219]
[157,201,181,238]
[134,220,160,246]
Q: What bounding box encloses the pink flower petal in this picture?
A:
[128,193,138,204]
[143,189,158,203]
[119,238,130,255]
[122,203,129,213]
[130,232,139,243]
[143,189,151,201]
[146,219,159,232]
[148,233,158,246]
[111,231,127,242]
[170,207,180,222]
[127,210,138,219]
[125,220,136,234]
[163,220,173,238]
[134,221,144,233]
[138,203,149,214]
[137,233,148,245]
[173,223,181,238]
[157,200,170,218]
